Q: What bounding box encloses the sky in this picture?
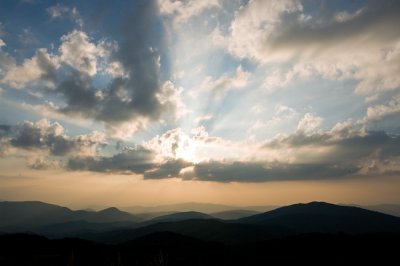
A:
[0,0,400,209]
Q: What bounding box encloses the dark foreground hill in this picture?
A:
[237,201,400,234]
[83,219,287,244]
[1,232,399,266]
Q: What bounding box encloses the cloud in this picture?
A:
[199,65,250,99]
[59,30,111,76]
[67,144,191,179]
[47,4,70,18]
[143,159,190,179]
[67,146,156,174]
[1,1,183,138]
[46,4,83,28]
[72,0,181,137]
[263,123,400,171]
[214,0,400,96]
[144,128,183,160]
[156,81,187,120]
[159,0,220,25]
[0,125,12,157]
[214,0,303,61]
[247,105,298,136]
[2,30,115,88]
[189,161,358,182]
[61,120,400,182]
[143,126,253,163]
[2,48,58,88]
[93,0,169,126]
[28,156,60,170]
[56,71,99,118]
[7,119,106,157]
[296,113,323,135]
[360,94,400,124]
[334,8,364,23]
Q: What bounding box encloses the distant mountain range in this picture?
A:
[1,201,400,243]
[0,201,141,235]
[120,202,278,214]
[82,201,400,244]
[121,201,400,218]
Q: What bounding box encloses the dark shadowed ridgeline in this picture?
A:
[149,211,214,222]
[236,201,400,234]
[0,232,399,265]
[1,201,400,265]
[210,209,260,220]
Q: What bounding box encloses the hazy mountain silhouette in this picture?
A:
[0,201,140,233]
[149,211,214,222]
[2,201,400,265]
[237,201,400,234]
[134,211,176,221]
[85,207,139,223]
[80,201,400,244]
[2,201,400,243]
[211,210,260,220]
[121,202,277,213]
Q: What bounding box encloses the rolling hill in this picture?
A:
[0,201,141,233]
[211,210,260,220]
[236,201,400,234]
[149,211,214,222]
[2,201,400,243]
[83,201,400,244]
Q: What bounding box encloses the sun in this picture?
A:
[174,136,199,163]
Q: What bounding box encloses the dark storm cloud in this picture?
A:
[5,120,105,157]
[183,131,400,182]
[143,159,191,179]
[67,148,191,178]
[268,1,400,54]
[10,121,74,155]
[57,71,98,118]
[109,0,165,119]
[67,147,156,174]
[189,161,358,182]
[330,132,400,168]
[65,153,358,183]
[53,0,173,129]
[264,130,400,163]
[65,129,400,182]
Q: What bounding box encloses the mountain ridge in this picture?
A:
[2,201,400,241]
